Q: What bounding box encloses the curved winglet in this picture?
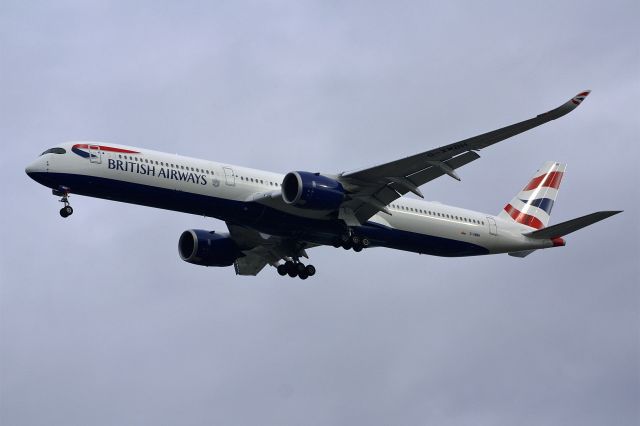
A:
[571,90,591,105]
[540,90,591,120]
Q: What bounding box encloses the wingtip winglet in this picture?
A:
[540,90,592,120]
[570,90,591,106]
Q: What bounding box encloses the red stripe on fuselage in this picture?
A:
[523,171,563,191]
[503,204,544,229]
[72,144,139,154]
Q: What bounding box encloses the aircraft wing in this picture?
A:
[337,91,591,224]
[227,223,315,276]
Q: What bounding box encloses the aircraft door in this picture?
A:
[486,216,498,236]
[223,167,235,186]
[88,144,102,164]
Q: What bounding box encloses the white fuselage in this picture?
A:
[26,142,556,257]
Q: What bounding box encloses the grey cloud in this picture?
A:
[1,1,638,425]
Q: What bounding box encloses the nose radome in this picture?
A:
[25,159,42,177]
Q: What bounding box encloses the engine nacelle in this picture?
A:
[282,171,345,210]
[178,229,242,267]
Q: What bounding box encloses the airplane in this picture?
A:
[25,90,621,279]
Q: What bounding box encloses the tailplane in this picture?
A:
[498,161,566,229]
[523,211,622,239]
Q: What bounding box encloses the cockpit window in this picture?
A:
[40,148,66,156]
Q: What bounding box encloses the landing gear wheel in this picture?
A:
[277,264,287,276]
[279,259,316,279]
[305,264,316,276]
[351,235,361,245]
[353,244,363,253]
[296,263,306,275]
[59,206,73,218]
[55,189,73,218]
[342,241,352,250]
[285,261,298,277]
[361,237,370,247]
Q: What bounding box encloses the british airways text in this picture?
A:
[108,159,208,185]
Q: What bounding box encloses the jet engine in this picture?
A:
[282,171,345,210]
[178,229,242,267]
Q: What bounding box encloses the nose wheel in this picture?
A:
[54,188,73,218]
[277,260,316,280]
[60,205,73,218]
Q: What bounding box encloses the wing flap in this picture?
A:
[343,150,481,223]
[226,223,318,276]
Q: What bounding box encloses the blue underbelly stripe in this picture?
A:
[29,172,489,257]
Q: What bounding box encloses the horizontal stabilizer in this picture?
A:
[524,211,622,239]
[508,249,537,258]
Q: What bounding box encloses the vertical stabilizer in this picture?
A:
[498,161,566,229]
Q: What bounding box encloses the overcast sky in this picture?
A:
[1,1,638,425]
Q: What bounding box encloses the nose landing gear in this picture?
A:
[53,188,73,218]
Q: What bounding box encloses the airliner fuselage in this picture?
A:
[25,91,620,278]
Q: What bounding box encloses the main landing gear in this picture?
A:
[53,188,73,218]
[277,260,316,280]
[334,232,370,252]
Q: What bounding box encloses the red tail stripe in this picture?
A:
[73,143,139,154]
[523,171,563,191]
[503,204,544,229]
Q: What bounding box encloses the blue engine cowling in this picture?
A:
[282,171,345,210]
[178,229,242,267]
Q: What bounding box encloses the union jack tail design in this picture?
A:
[498,161,566,229]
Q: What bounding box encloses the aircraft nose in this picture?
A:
[25,158,43,178]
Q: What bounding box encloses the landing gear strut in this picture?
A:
[53,188,73,218]
[277,260,316,280]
